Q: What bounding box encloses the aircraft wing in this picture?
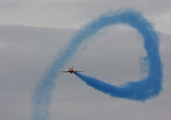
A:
[61,71,69,72]
[74,71,83,72]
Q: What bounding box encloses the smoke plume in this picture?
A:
[32,9,163,120]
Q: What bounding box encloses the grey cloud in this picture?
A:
[0,0,170,29]
[40,0,171,30]
[0,25,75,120]
[0,1,18,9]
[46,0,171,20]
[0,25,75,91]
[0,25,170,120]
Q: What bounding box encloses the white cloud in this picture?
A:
[0,0,170,33]
[0,25,170,120]
[153,13,171,34]
[0,1,171,119]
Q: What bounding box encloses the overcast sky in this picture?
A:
[0,0,171,120]
[0,0,171,33]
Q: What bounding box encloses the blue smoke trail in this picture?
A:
[32,9,162,120]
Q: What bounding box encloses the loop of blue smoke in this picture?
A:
[32,9,163,120]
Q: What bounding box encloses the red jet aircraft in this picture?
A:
[61,66,83,74]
